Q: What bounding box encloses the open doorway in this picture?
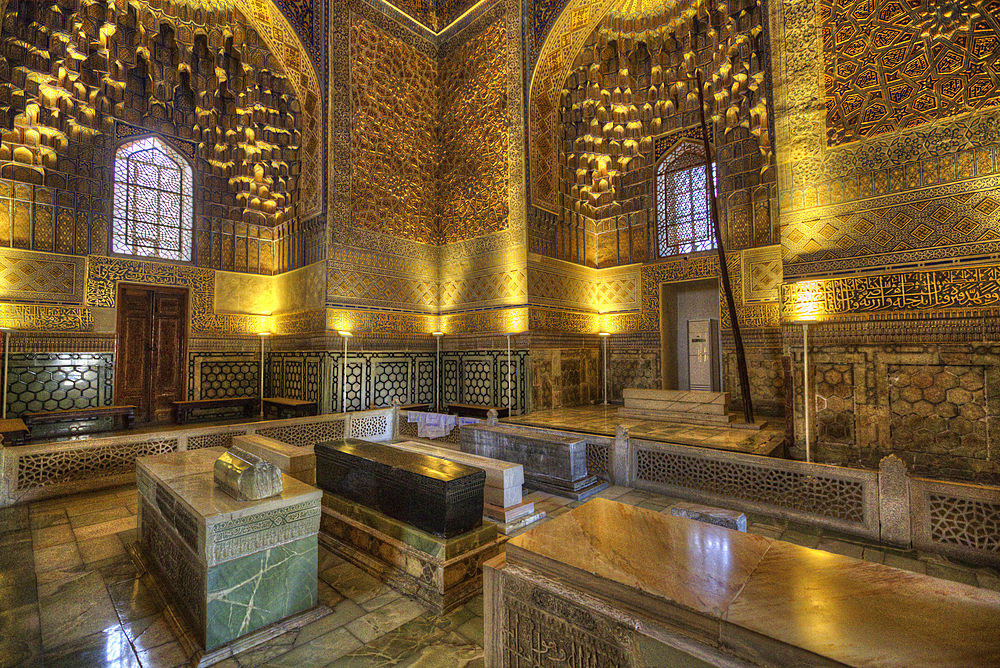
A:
[115,285,188,423]
[659,279,722,391]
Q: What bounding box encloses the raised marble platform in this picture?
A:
[319,491,505,614]
[485,498,1000,668]
[232,433,316,485]
[316,438,485,538]
[461,424,607,500]
[136,448,321,653]
[618,388,737,426]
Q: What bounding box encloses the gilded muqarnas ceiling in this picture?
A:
[0,0,303,228]
[350,15,439,245]
[823,0,1000,145]
[438,18,508,243]
[382,0,482,32]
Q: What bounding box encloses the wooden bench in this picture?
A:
[0,418,29,446]
[23,406,135,433]
[448,403,509,420]
[173,397,257,424]
[262,397,318,420]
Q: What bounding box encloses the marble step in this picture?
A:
[623,396,729,415]
[485,484,522,508]
[623,388,729,405]
[618,407,736,424]
[484,500,535,523]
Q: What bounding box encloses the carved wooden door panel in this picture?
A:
[116,287,153,422]
[151,290,187,423]
[115,286,188,424]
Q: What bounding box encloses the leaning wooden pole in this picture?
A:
[693,69,755,425]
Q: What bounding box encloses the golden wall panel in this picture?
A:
[214,271,274,315]
[741,245,783,304]
[438,16,509,243]
[273,260,326,315]
[0,249,85,303]
[349,15,439,244]
[0,304,92,331]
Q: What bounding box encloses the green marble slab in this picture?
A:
[205,535,317,650]
[321,492,497,560]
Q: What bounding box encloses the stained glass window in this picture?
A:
[112,137,193,262]
[655,143,717,258]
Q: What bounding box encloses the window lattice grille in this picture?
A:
[656,146,716,257]
[112,136,193,261]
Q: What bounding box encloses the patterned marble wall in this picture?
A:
[0,0,323,274]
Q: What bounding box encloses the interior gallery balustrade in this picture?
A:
[1,409,996,567]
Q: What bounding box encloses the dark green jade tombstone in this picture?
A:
[315,438,485,538]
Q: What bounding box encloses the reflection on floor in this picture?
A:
[506,404,785,455]
[2,482,998,668]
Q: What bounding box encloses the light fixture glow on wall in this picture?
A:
[257,332,271,417]
[599,332,611,406]
[432,332,444,412]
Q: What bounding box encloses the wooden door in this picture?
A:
[115,286,188,423]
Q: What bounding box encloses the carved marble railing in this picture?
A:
[0,408,396,507]
[489,423,1000,566]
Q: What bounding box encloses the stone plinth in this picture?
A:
[320,492,505,614]
[461,424,607,500]
[670,502,747,532]
[485,499,1000,668]
[315,438,485,538]
[232,434,316,485]
[137,448,321,652]
[618,388,737,426]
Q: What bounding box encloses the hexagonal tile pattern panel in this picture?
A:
[889,365,988,461]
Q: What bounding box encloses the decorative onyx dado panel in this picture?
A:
[822,0,1000,145]
[349,14,438,245]
[438,16,509,243]
[0,0,322,272]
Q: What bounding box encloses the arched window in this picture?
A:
[112,136,193,261]
[655,142,716,258]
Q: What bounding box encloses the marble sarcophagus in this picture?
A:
[315,438,485,538]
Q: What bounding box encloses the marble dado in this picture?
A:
[136,448,322,567]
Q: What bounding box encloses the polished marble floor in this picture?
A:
[506,405,785,455]
[2,482,997,668]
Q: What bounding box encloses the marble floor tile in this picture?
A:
[70,505,132,529]
[98,555,141,585]
[318,546,346,572]
[777,530,820,549]
[33,541,82,574]
[345,597,426,643]
[463,594,484,618]
[360,587,402,612]
[329,616,482,668]
[124,613,178,651]
[293,599,366,648]
[926,563,978,587]
[318,579,345,608]
[0,580,38,610]
[0,505,29,534]
[31,522,76,549]
[108,575,166,625]
[263,627,361,667]
[0,603,41,668]
[884,553,927,574]
[135,640,190,668]
[42,627,141,668]
[455,617,484,646]
[38,570,119,651]
[816,537,865,560]
[78,533,126,566]
[63,495,125,518]
[73,515,137,542]
[320,562,394,606]
[28,508,68,531]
